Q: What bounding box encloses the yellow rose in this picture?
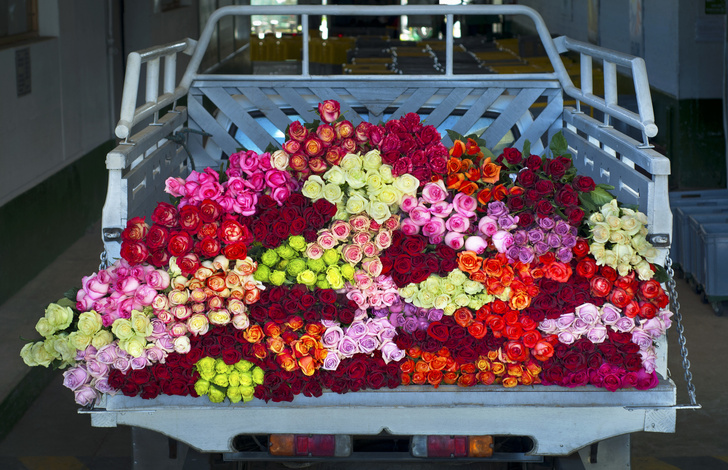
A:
[302,175,325,201]
[434,294,451,310]
[173,336,191,354]
[378,165,394,184]
[441,280,458,295]
[227,386,243,404]
[588,212,605,225]
[399,284,417,301]
[68,332,92,351]
[207,385,226,403]
[33,341,57,367]
[194,265,214,282]
[609,230,629,245]
[339,153,363,171]
[241,386,256,402]
[122,335,148,358]
[131,311,153,337]
[111,318,135,340]
[50,335,77,363]
[368,201,391,224]
[92,330,114,349]
[171,275,188,290]
[416,289,435,308]
[643,247,659,263]
[194,378,210,396]
[600,199,620,219]
[239,373,253,387]
[208,309,231,326]
[636,211,649,225]
[345,193,368,215]
[443,304,457,316]
[365,171,384,194]
[20,342,39,367]
[591,222,611,244]
[45,303,74,330]
[375,185,401,206]
[362,149,382,170]
[631,234,652,254]
[323,165,346,185]
[168,289,189,306]
[77,311,103,336]
[187,314,210,336]
[345,168,367,189]
[35,317,55,338]
[322,183,344,204]
[423,276,440,293]
[453,293,470,307]
[393,174,419,196]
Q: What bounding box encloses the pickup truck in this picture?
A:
[89,4,687,469]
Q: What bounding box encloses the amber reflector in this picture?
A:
[468,435,494,458]
[269,434,295,456]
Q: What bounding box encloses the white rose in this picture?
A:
[323,183,344,204]
[323,165,347,185]
[362,150,382,170]
[340,153,363,171]
[393,174,419,196]
[301,175,325,201]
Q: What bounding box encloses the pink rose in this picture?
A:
[631,329,653,350]
[317,230,338,250]
[429,201,454,218]
[383,216,400,231]
[145,269,170,290]
[600,303,622,325]
[586,324,608,343]
[134,285,158,306]
[453,192,477,218]
[409,205,431,226]
[169,321,189,337]
[232,314,250,330]
[639,349,657,373]
[116,277,140,296]
[428,234,444,245]
[73,385,99,406]
[322,352,341,371]
[322,325,344,348]
[400,218,420,236]
[271,186,291,206]
[165,177,186,197]
[555,313,576,330]
[422,218,446,238]
[445,214,470,233]
[491,230,514,253]
[464,235,487,254]
[400,194,419,213]
[362,242,379,258]
[557,330,577,345]
[82,275,109,300]
[374,230,392,250]
[345,290,367,309]
[381,342,405,363]
[575,303,600,324]
[444,232,465,250]
[352,232,372,246]
[349,215,371,232]
[306,243,324,259]
[571,318,590,335]
[539,318,559,335]
[362,258,383,277]
[613,316,635,333]
[421,181,448,204]
[265,169,289,188]
[330,220,352,240]
[358,336,378,355]
[155,309,174,324]
[478,216,498,237]
[341,244,363,264]
[338,336,359,357]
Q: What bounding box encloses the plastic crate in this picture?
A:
[669,190,728,267]
[699,222,728,298]
[687,215,728,282]
[676,207,728,271]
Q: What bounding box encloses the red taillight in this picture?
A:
[426,435,468,458]
[269,434,350,457]
[412,435,494,458]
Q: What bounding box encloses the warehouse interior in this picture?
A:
[1,1,727,469]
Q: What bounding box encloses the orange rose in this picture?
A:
[459,181,478,196]
[277,352,298,372]
[507,364,524,377]
[207,274,227,292]
[447,157,462,174]
[421,351,435,363]
[509,186,525,196]
[492,362,506,376]
[412,371,427,385]
[293,335,317,356]
[485,278,505,296]
[263,321,281,338]
[492,184,508,200]
[457,373,477,387]
[430,356,448,371]
[466,166,481,181]
[478,370,496,385]
[243,325,264,343]
[470,270,487,283]
[477,188,492,206]
[305,323,325,338]
[460,363,478,374]
[465,138,481,156]
[483,258,503,277]
[437,347,451,358]
[286,316,304,331]
[400,358,415,374]
[298,355,316,376]
[509,291,532,310]
[457,251,483,274]
[407,346,422,359]
[526,360,542,377]
[502,376,519,388]
[453,308,474,328]
[476,357,491,371]
[445,357,458,372]
[531,340,555,361]
[266,336,286,355]
[481,158,501,184]
[443,371,459,385]
[487,350,499,361]
[450,139,466,157]
[427,370,444,388]
[415,360,431,373]
[520,370,534,386]
[225,273,241,288]
[446,173,464,190]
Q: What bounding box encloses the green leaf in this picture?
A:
[590,187,615,206]
[596,183,615,191]
[57,296,77,310]
[62,288,79,304]
[549,131,568,157]
[578,192,598,213]
[653,264,669,284]
[522,140,531,158]
[264,143,279,154]
[447,129,465,144]
[482,147,497,161]
[465,133,487,147]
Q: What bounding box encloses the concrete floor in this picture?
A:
[0,221,726,470]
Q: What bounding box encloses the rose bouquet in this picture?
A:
[21,99,673,406]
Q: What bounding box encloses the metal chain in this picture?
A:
[664,252,698,406]
[99,250,108,272]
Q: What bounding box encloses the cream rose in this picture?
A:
[340,153,363,171]
[591,222,611,244]
[323,165,346,185]
[302,175,325,201]
[92,330,114,349]
[187,313,210,336]
[362,149,382,170]
[270,149,290,171]
[45,303,74,331]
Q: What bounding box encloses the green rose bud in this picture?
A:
[20,342,38,367]
[215,358,231,374]
[111,318,135,341]
[296,269,318,287]
[35,317,55,338]
[207,384,226,403]
[212,373,229,388]
[288,235,307,252]
[286,258,308,277]
[196,356,216,373]
[77,311,103,336]
[276,244,297,260]
[306,257,326,273]
[32,341,56,367]
[68,332,92,351]
[325,266,344,289]
[340,263,355,280]
[241,386,256,402]
[194,378,210,396]
[252,367,265,385]
[269,270,287,286]
[228,370,241,387]
[253,264,271,283]
[261,248,280,267]
[45,303,74,331]
[239,373,253,387]
[322,248,340,266]
[227,386,243,404]
[235,359,254,372]
[316,278,331,290]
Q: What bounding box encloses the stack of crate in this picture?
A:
[670,190,728,314]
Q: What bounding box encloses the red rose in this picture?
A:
[609,287,632,308]
[177,253,200,275]
[196,236,221,258]
[561,351,587,372]
[129,369,152,385]
[600,266,618,282]
[393,255,412,274]
[223,241,247,260]
[145,225,169,250]
[149,249,169,268]
[121,217,149,242]
[347,358,368,380]
[167,231,194,257]
[566,207,585,225]
[417,125,439,145]
[555,187,579,207]
[121,241,149,265]
[638,302,658,319]
[318,99,341,123]
[502,147,523,165]
[317,289,337,304]
[517,169,537,187]
[427,321,449,342]
[639,279,662,299]
[504,341,529,362]
[573,239,590,258]
[576,258,598,279]
[288,121,309,142]
[572,175,596,192]
[535,200,554,217]
[524,154,543,170]
[151,202,178,228]
[507,195,526,212]
[179,206,202,233]
[545,262,572,283]
[402,235,427,256]
[219,218,248,244]
[590,276,612,297]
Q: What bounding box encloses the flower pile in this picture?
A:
[21,100,674,407]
